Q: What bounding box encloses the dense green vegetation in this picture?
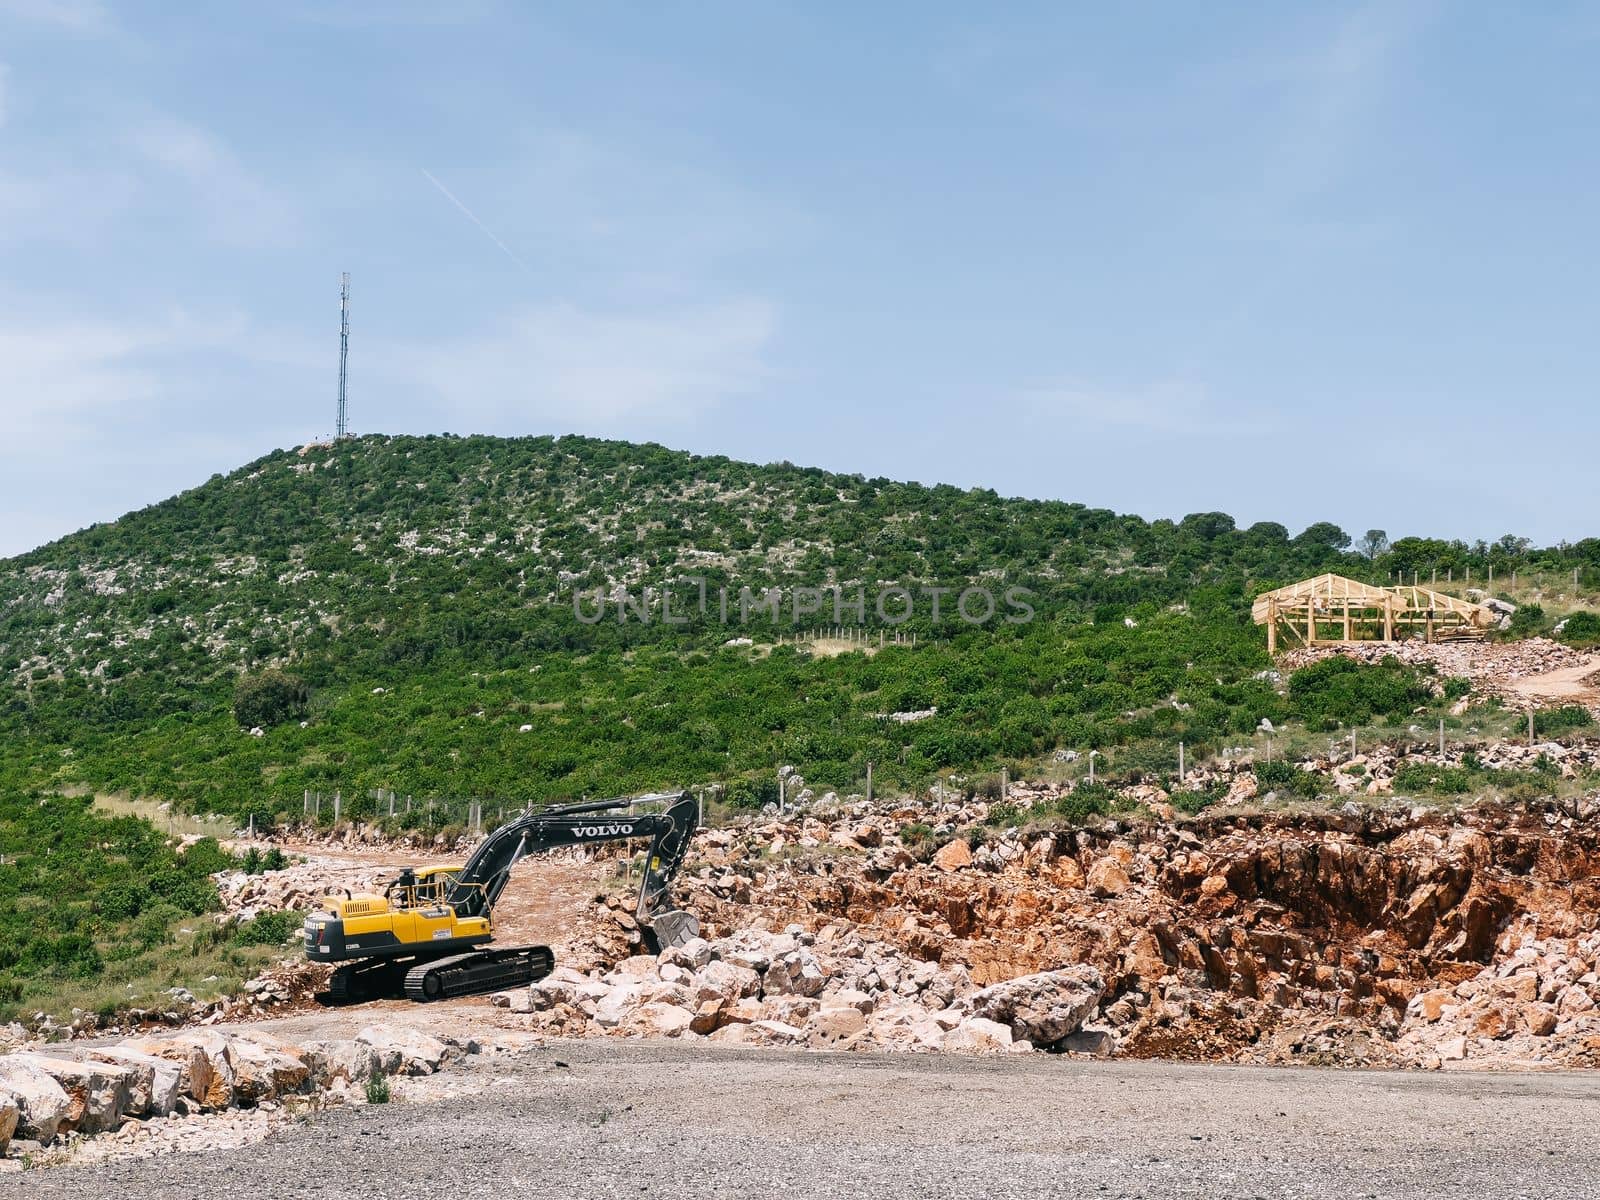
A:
[11,432,1587,818]
[0,795,280,1020]
[1,433,1594,1023]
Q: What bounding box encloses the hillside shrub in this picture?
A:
[1536,705,1594,736]
[1558,611,1600,647]
[232,669,309,730]
[1287,656,1432,729]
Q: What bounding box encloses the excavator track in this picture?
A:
[403,944,556,1002]
[325,958,412,1005]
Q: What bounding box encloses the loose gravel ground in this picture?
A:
[10,1040,1598,1199]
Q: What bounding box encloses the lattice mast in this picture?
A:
[336,272,351,439]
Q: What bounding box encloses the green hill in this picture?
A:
[0,432,1593,816]
[4,431,1598,1022]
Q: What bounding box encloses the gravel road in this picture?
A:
[10,1041,1597,1199]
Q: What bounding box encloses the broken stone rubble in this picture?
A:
[0,1020,473,1161]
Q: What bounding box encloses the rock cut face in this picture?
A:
[671,799,1600,1068]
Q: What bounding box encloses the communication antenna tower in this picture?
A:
[336,272,351,439]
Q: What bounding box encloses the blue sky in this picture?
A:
[2,2,1597,557]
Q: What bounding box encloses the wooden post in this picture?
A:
[1439,720,1445,755]
[866,761,874,803]
[1178,742,1185,785]
[333,790,341,822]
[1267,597,1278,653]
[1529,708,1536,747]
[1342,598,1352,642]
[1425,609,1435,644]
[1383,595,1394,642]
[1306,602,1316,646]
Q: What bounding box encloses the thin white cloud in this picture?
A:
[125,117,298,247]
[387,299,778,428]
[1015,378,1277,438]
[1261,1,1434,199]
[0,0,111,32]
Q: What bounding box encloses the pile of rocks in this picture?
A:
[0,1022,470,1161]
[1393,925,1600,1068]
[214,859,389,922]
[492,927,1105,1056]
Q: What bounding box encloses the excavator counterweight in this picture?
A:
[306,791,698,1003]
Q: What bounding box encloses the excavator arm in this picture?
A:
[447,790,700,934]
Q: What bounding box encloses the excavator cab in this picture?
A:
[383,865,462,909]
[309,790,699,1003]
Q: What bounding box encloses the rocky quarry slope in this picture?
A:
[8,783,1600,1167]
[496,793,1600,1071]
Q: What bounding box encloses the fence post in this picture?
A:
[333,791,341,822]
[866,761,874,803]
[1178,742,1185,785]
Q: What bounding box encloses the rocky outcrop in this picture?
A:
[0,1021,477,1159]
[651,793,1600,1069]
[0,1061,70,1143]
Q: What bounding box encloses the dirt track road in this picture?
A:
[14,1040,1598,1200]
[1509,661,1600,707]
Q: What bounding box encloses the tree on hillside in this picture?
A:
[1294,522,1351,552]
[1360,529,1389,560]
[233,669,309,730]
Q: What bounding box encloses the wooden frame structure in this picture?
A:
[1251,573,1495,653]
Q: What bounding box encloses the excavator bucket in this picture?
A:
[649,908,701,949]
[635,792,700,947]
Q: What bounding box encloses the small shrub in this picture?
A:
[232,910,303,947]
[1252,759,1321,799]
[1287,656,1432,727]
[1559,610,1600,647]
[725,777,780,810]
[365,1074,390,1104]
[1053,782,1112,824]
[1508,604,1546,638]
[984,801,1024,826]
[1536,706,1594,736]
[232,668,309,730]
[1393,763,1473,795]
[1170,786,1223,815]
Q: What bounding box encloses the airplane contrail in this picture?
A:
[420,167,532,274]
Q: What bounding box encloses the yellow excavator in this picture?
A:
[304,792,699,1002]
